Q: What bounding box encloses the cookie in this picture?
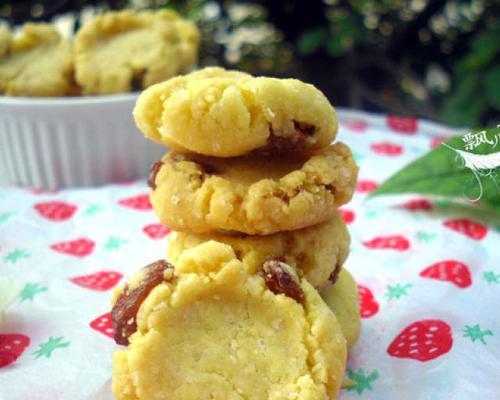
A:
[134,66,338,157]
[320,268,361,350]
[0,25,11,58]
[74,10,199,94]
[168,210,350,288]
[111,242,347,400]
[149,142,358,235]
[0,23,74,96]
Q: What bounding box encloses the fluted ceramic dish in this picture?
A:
[0,93,164,189]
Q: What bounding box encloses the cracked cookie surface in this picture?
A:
[112,241,347,400]
[74,10,199,94]
[320,268,361,351]
[134,67,338,157]
[0,23,74,96]
[149,142,358,235]
[167,211,350,288]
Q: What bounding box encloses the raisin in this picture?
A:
[197,160,219,174]
[265,134,298,153]
[260,121,317,154]
[111,259,174,345]
[293,121,316,136]
[325,184,336,195]
[328,263,342,285]
[131,69,146,91]
[260,259,304,304]
[148,161,164,190]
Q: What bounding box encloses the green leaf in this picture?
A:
[484,65,500,110]
[326,36,349,56]
[458,28,500,73]
[440,75,485,127]
[337,14,365,42]
[297,28,328,55]
[370,128,500,216]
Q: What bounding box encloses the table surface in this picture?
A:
[0,111,499,400]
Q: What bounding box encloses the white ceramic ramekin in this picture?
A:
[0,93,165,189]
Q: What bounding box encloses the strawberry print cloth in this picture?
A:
[0,110,499,400]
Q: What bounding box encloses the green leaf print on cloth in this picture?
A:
[345,368,380,395]
[104,236,128,251]
[463,324,494,344]
[19,283,47,303]
[3,249,30,264]
[0,212,15,224]
[33,337,70,359]
[483,271,500,283]
[385,283,412,300]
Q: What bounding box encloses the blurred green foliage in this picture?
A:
[291,0,500,127]
[441,24,500,127]
[168,0,500,127]
[164,0,296,76]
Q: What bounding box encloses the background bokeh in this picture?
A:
[1,0,499,128]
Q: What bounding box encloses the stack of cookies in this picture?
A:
[111,67,360,400]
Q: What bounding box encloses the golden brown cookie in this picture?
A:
[0,23,74,96]
[74,10,199,94]
[134,67,338,157]
[111,242,347,400]
[149,142,358,235]
[320,268,361,351]
[167,211,350,288]
[0,25,11,58]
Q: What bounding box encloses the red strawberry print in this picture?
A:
[0,334,30,368]
[338,209,355,224]
[143,223,172,240]
[363,235,410,251]
[388,319,453,362]
[34,201,77,221]
[344,120,368,132]
[387,115,418,134]
[50,238,95,258]
[420,260,472,288]
[443,219,487,240]
[90,312,114,339]
[357,285,379,318]
[118,194,152,211]
[356,180,378,193]
[398,199,432,211]
[371,142,403,156]
[70,271,123,291]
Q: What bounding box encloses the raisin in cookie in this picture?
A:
[74,10,199,94]
[0,23,74,96]
[134,66,338,157]
[320,268,361,350]
[112,241,347,400]
[167,211,350,288]
[149,142,358,235]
